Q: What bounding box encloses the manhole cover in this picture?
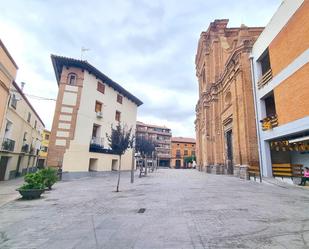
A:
[137,208,146,213]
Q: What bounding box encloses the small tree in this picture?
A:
[106,123,134,192]
[135,136,156,176]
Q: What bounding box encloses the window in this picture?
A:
[23,132,27,142]
[67,73,77,85]
[191,150,195,156]
[34,120,37,129]
[259,49,271,76]
[95,101,102,112]
[4,120,13,137]
[41,146,48,152]
[115,111,121,122]
[176,149,181,158]
[27,113,31,123]
[97,82,105,94]
[117,94,123,104]
[45,134,50,140]
[11,94,17,109]
[184,150,188,156]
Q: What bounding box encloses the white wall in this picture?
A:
[62,71,138,172]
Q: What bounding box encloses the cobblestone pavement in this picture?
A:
[1,169,309,249]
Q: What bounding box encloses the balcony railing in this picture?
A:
[29,146,35,155]
[1,138,15,152]
[261,114,278,131]
[89,137,115,154]
[21,144,29,153]
[257,69,273,89]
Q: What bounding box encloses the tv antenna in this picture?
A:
[81,47,90,60]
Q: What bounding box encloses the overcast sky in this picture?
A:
[0,0,281,138]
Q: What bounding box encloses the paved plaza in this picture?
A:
[0,169,309,249]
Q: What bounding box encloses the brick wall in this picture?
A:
[269,1,309,76]
[274,63,309,125]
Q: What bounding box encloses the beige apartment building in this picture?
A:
[47,55,142,176]
[0,40,44,181]
[0,81,45,180]
[136,121,172,167]
[0,40,18,142]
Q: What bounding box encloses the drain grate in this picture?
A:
[137,208,146,213]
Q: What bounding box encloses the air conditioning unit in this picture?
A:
[96,112,103,118]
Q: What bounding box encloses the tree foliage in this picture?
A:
[135,136,156,158]
[184,155,196,164]
[106,124,134,156]
[106,123,134,192]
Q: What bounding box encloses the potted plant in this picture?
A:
[39,167,58,190]
[17,172,45,199]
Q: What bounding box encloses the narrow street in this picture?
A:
[1,169,309,249]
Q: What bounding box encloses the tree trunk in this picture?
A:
[116,155,122,192]
[144,157,147,176]
[131,149,134,184]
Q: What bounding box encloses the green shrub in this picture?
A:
[38,167,58,190]
[19,173,45,190]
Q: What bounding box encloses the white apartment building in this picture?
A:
[47,55,142,176]
[250,0,309,182]
[0,81,45,180]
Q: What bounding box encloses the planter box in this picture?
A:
[17,189,45,199]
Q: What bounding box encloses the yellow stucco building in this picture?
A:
[38,129,51,167]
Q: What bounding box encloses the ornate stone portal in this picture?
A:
[195,20,262,179]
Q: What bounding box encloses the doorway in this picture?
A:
[112,159,118,171]
[0,156,10,181]
[226,130,233,174]
[175,160,181,169]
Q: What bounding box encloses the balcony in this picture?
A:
[261,114,278,131]
[21,144,29,153]
[257,69,273,89]
[29,145,36,155]
[1,138,15,152]
[89,137,115,154]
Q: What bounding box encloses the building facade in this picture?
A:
[251,0,309,182]
[38,129,51,167]
[195,20,263,178]
[47,55,142,175]
[171,137,196,168]
[0,40,18,142]
[136,121,171,167]
[0,81,45,180]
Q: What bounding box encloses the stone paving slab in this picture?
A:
[0,177,23,207]
[0,169,309,249]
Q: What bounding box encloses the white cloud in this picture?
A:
[0,0,281,135]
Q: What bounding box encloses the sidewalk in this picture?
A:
[0,177,24,207]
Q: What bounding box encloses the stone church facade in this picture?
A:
[195,19,263,178]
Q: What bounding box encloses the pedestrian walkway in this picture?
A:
[0,177,23,207]
[0,169,309,249]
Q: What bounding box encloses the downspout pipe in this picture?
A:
[249,54,263,183]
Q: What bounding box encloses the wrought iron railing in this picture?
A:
[1,138,15,152]
[21,143,29,153]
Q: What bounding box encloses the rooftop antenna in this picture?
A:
[21,82,26,92]
[81,47,90,60]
